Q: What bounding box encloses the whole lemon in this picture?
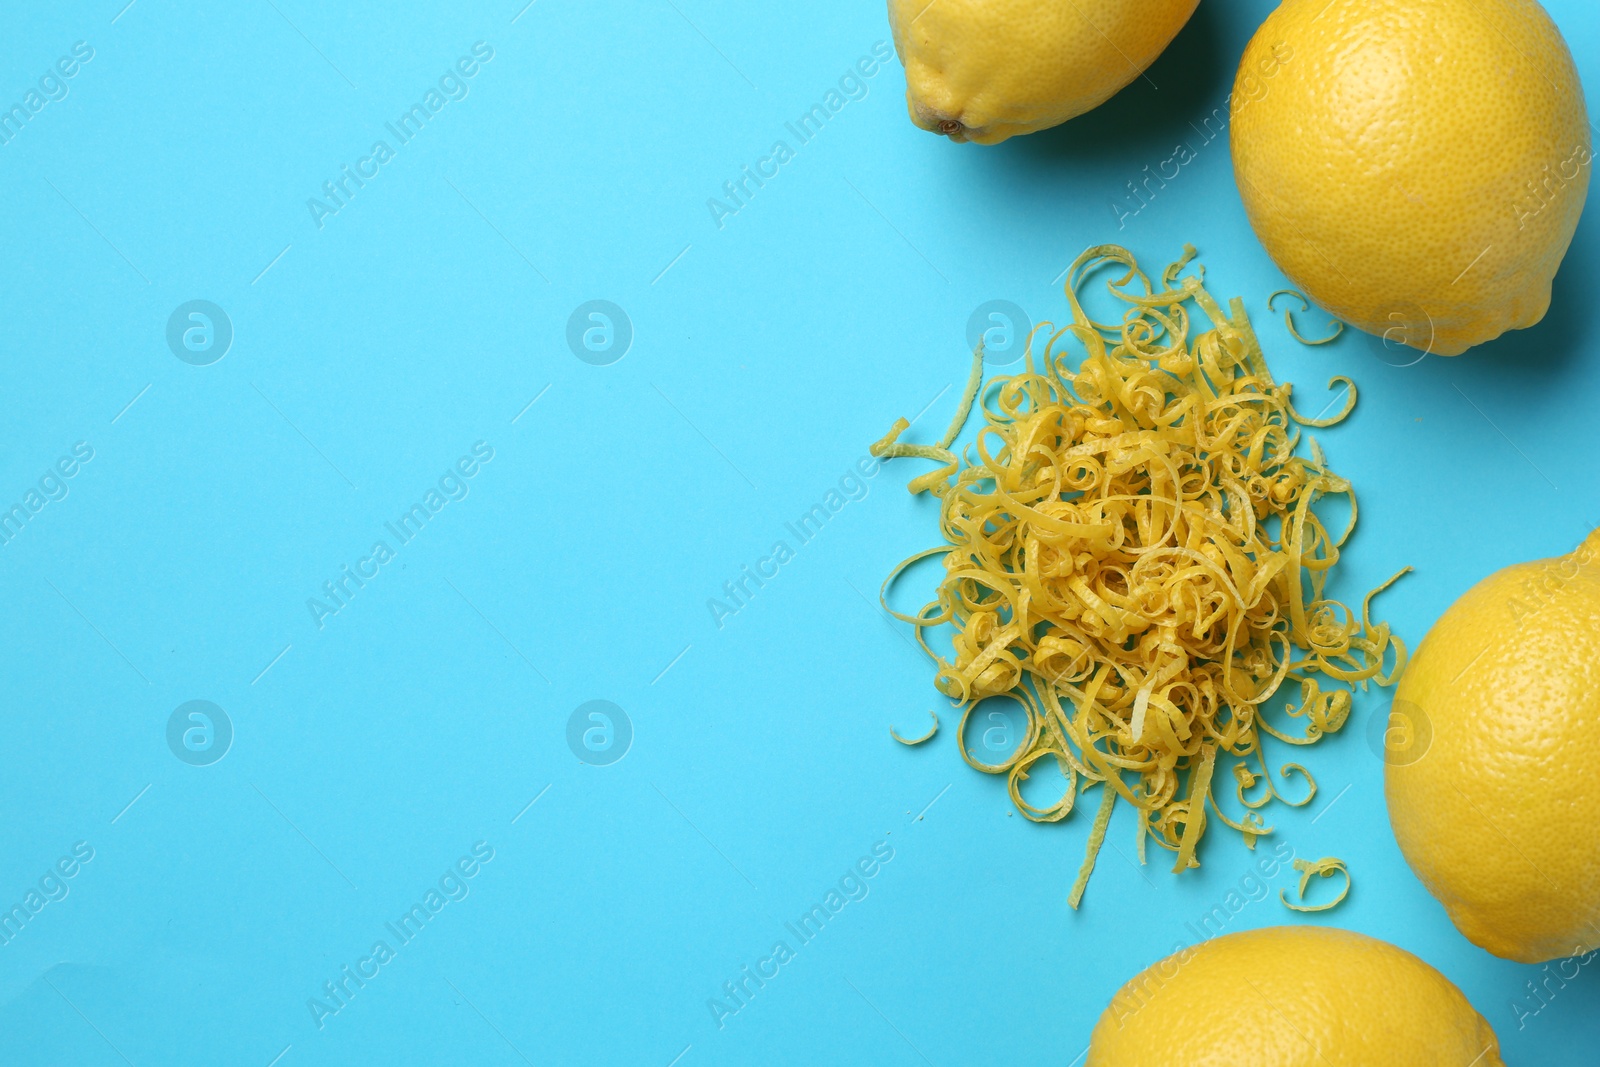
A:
[887,0,1198,144]
[1086,926,1503,1066]
[1386,529,1600,963]
[1229,0,1591,356]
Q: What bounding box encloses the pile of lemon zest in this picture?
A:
[890,709,940,745]
[1069,783,1118,910]
[870,244,1408,903]
[1280,856,1351,912]
[1268,288,1345,345]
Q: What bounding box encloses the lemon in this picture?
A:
[887,0,1199,144]
[1229,0,1591,356]
[1086,926,1503,1066]
[1386,529,1600,963]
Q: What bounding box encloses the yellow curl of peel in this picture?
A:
[890,709,939,745]
[1268,288,1344,346]
[872,244,1408,909]
[1281,856,1351,912]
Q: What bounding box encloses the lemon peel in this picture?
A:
[891,710,940,745]
[1283,376,1357,428]
[1280,856,1351,912]
[871,243,1408,908]
[1069,781,1118,909]
[1268,289,1344,346]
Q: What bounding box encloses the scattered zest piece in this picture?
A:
[891,710,940,745]
[1069,784,1118,910]
[872,244,1408,908]
[1268,288,1345,345]
[1281,856,1351,912]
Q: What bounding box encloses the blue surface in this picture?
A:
[0,1,1597,1063]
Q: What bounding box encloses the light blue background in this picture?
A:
[0,1,1596,1063]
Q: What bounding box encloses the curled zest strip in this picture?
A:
[1009,746,1077,822]
[959,695,1038,773]
[870,244,1409,907]
[1274,762,1317,807]
[890,710,939,746]
[1285,376,1358,427]
[1280,856,1351,912]
[1208,792,1270,850]
[1234,761,1274,809]
[1268,289,1345,346]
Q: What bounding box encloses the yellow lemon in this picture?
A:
[1087,926,1503,1066]
[887,0,1198,144]
[1386,529,1600,963]
[1229,0,1591,356]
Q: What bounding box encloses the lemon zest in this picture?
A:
[1172,743,1218,873]
[1009,745,1078,822]
[1268,289,1345,346]
[1280,856,1351,912]
[1207,793,1270,850]
[890,709,940,745]
[873,244,1407,905]
[1069,784,1117,910]
[1273,762,1317,807]
[1308,434,1328,472]
[940,346,987,449]
[1284,377,1358,427]
[959,694,1038,772]
[1233,761,1274,809]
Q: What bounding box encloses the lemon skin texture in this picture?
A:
[1086,926,1504,1066]
[888,0,1199,144]
[1387,530,1600,964]
[1229,0,1591,356]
